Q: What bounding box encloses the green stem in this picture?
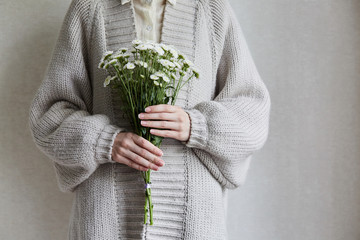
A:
[147,187,153,225]
[144,193,148,224]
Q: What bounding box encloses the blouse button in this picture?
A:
[146,25,153,31]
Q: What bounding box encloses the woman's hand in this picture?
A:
[111,132,165,171]
[138,104,191,142]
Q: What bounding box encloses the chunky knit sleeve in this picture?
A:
[28,0,124,193]
[182,0,271,189]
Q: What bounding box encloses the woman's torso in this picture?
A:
[69,0,229,239]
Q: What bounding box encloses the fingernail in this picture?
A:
[145,107,151,112]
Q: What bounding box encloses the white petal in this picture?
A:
[162,76,170,83]
[150,74,159,80]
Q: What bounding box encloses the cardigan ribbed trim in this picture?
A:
[102,1,196,238]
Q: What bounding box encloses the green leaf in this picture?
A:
[151,135,163,146]
[140,126,147,136]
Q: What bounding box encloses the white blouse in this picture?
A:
[121,0,177,43]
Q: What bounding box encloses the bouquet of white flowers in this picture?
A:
[98,39,199,225]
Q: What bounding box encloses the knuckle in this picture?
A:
[134,156,142,163]
[117,148,125,155]
[152,147,158,154]
[118,147,126,155]
[161,121,166,128]
[140,137,147,146]
[119,156,126,164]
[178,115,183,122]
[121,140,129,148]
[129,161,134,168]
[140,148,147,156]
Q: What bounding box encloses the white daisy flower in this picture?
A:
[120,47,128,53]
[158,59,171,67]
[191,67,200,78]
[103,75,112,87]
[184,59,194,67]
[150,74,159,80]
[169,48,179,58]
[109,59,117,65]
[102,50,113,59]
[160,43,170,51]
[144,43,154,50]
[132,39,142,45]
[168,62,176,68]
[112,53,124,59]
[98,61,105,69]
[153,80,160,86]
[125,62,135,69]
[154,46,165,56]
[136,44,149,50]
[162,75,170,83]
[143,62,148,68]
[155,71,165,77]
[174,62,182,69]
[103,61,112,69]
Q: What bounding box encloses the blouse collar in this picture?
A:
[121,0,176,5]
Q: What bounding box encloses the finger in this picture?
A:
[141,120,180,131]
[145,104,179,113]
[132,135,163,156]
[129,143,165,167]
[139,112,178,121]
[116,154,149,172]
[150,129,179,139]
[121,147,159,171]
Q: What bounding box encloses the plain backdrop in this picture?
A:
[1,0,359,239]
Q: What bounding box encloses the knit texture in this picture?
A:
[28,0,271,239]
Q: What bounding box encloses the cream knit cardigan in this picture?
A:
[28,0,271,239]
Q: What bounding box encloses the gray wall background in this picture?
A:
[1,0,359,239]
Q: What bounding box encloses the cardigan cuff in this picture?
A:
[182,108,208,150]
[95,124,125,164]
